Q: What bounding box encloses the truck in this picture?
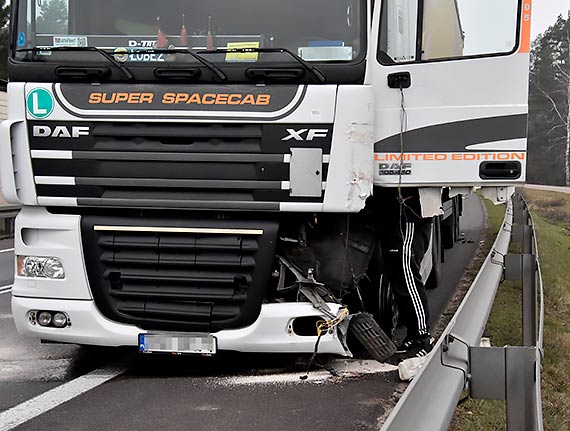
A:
[1,0,531,357]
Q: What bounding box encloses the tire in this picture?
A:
[363,243,399,338]
[377,272,399,337]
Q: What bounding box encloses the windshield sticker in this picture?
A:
[128,40,159,48]
[225,42,260,62]
[298,46,353,61]
[127,48,168,62]
[113,46,168,63]
[113,48,129,63]
[18,32,26,47]
[53,36,88,48]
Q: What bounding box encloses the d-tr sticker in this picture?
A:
[26,88,55,119]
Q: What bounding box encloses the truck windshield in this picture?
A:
[14,0,364,64]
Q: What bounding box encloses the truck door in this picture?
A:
[370,0,531,187]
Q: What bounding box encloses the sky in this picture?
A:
[458,1,519,55]
[531,0,570,39]
[456,1,570,55]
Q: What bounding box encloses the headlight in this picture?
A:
[17,256,66,279]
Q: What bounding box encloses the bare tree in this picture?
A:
[529,13,570,186]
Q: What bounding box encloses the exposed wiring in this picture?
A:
[398,86,408,240]
[338,215,366,310]
[316,307,350,338]
[337,215,352,300]
[300,308,350,380]
[397,85,423,237]
[354,283,365,311]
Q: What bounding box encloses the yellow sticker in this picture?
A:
[225,42,260,62]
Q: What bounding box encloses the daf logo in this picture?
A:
[282,128,329,141]
[33,125,90,139]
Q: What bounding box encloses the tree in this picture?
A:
[528,13,570,186]
[36,0,69,34]
[0,0,10,81]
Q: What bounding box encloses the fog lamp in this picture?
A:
[52,312,69,328]
[37,311,52,327]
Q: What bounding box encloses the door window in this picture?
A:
[378,0,520,64]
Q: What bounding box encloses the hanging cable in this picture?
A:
[397,85,423,233]
[397,86,408,240]
[300,308,350,380]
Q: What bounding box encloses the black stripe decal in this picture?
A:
[70,151,285,163]
[74,178,283,189]
[53,84,308,122]
[374,114,528,153]
[77,198,280,211]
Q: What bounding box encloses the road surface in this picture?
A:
[523,184,570,194]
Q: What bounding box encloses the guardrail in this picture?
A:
[0,205,19,240]
[381,193,544,431]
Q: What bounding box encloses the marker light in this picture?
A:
[17,256,65,279]
[37,311,52,326]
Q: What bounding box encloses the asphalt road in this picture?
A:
[0,240,13,287]
[523,184,570,194]
[0,195,484,431]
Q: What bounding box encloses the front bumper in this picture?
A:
[11,296,348,355]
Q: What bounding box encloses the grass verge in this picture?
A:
[451,189,570,430]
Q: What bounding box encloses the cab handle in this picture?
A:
[388,72,412,89]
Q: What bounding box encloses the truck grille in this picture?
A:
[29,121,331,210]
[81,215,279,331]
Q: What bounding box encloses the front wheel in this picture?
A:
[377,272,399,338]
[363,243,399,338]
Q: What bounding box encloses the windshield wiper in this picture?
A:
[198,47,326,83]
[119,48,227,81]
[17,46,135,81]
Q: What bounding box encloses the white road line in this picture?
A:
[0,286,12,295]
[0,248,14,254]
[0,361,130,431]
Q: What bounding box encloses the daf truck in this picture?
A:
[1,0,531,356]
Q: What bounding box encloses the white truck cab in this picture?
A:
[1,0,531,355]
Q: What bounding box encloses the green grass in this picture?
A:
[451,190,570,430]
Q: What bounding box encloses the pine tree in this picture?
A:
[528,13,570,186]
[36,0,68,34]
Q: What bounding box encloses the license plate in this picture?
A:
[138,333,217,355]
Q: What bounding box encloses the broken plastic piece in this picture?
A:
[348,313,396,362]
[398,356,427,381]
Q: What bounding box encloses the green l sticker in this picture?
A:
[26,88,55,119]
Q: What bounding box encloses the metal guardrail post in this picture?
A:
[521,254,538,347]
[505,252,538,348]
[513,224,533,255]
[508,194,538,347]
[506,346,538,431]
